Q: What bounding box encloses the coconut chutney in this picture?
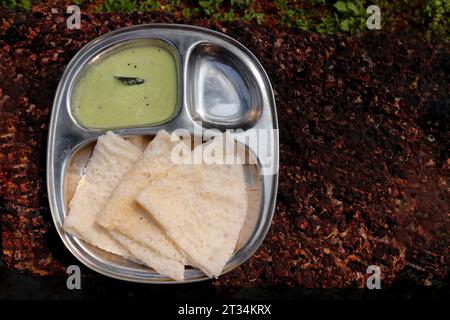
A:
[72,44,178,128]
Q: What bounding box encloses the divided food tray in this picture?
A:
[47,24,279,283]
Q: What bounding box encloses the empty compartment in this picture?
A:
[186,43,262,130]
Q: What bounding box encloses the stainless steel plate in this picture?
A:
[47,24,278,283]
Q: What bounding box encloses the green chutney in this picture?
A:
[72,44,178,128]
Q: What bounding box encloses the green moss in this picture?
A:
[1,0,447,37]
[97,0,138,13]
[0,0,31,11]
[424,0,450,37]
[274,0,448,37]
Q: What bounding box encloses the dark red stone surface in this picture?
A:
[0,6,448,289]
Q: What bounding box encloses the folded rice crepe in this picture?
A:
[97,130,187,265]
[125,135,150,150]
[65,131,185,280]
[65,130,248,281]
[63,131,142,257]
[136,162,248,278]
[109,231,185,281]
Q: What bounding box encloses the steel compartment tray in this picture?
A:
[47,24,278,283]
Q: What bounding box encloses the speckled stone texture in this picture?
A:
[0,6,448,290]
